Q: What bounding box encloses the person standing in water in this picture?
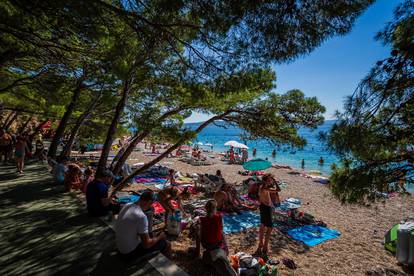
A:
[301,159,305,170]
[271,150,276,158]
[318,157,324,166]
[253,148,257,157]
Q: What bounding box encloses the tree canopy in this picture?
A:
[325,0,414,203]
[0,0,374,179]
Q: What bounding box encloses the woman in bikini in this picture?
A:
[15,135,29,174]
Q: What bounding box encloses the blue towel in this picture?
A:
[116,195,140,204]
[287,225,341,246]
[222,211,261,234]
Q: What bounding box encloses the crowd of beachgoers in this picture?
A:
[1,130,414,275]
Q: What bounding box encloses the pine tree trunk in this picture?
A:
[96,75,134,177]
[111,107,185,175]
[59,93,101,159]
[4,112,18,131]
[20,116,32,132]
[112,131,148,175]
[48,77,85,159]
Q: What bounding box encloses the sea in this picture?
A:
[186,120,338,176]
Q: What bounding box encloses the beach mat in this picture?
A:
[222,211,261,234]
[287,225,341,246]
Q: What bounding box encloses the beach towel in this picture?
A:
[222,211,261,234]
[152,201,179,215]
[287,225,341,246]
[241,194,260,206]
[116,195,140,204]
[276,198,301,211]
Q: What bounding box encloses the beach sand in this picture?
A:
[124,150,414,275]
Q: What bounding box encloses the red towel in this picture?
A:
[152,200,179,214]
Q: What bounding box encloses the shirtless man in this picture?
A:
[256,174,281,257]
[0,129,13,163]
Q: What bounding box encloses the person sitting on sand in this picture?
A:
[81,167,94,194]
[64,163,82,192]
[86,169,119,217]
[214,184,240,213]
[158,186,189,227]
[167,169,177,186]
[195,200,237,276]
[116,190,171,261]
[256,173,281,257]
[247,179,261,200]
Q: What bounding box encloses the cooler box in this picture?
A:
[396,221,414,264]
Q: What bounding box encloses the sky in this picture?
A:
[185,0,403,123]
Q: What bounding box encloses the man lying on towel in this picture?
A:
[115,191,171,261]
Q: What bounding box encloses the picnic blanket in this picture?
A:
[222,211,261,234]
[287,225,341,246]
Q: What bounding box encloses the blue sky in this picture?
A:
[185,0,402,123]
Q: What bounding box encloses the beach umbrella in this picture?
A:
[236,142,249,149]
[197,142,203,146]
[224,140,240,147]
[205,143,213,147]
[243,158,272,171]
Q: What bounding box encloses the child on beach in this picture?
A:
[158,186,189,227]
[256,173,281,257]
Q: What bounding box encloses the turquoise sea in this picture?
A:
[186,120,414,193]
[186,120,339,176]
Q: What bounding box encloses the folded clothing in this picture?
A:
[287,225,341,246]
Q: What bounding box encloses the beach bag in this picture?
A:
[167,210,181,236]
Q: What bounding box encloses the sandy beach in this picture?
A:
[122,149,414,275]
